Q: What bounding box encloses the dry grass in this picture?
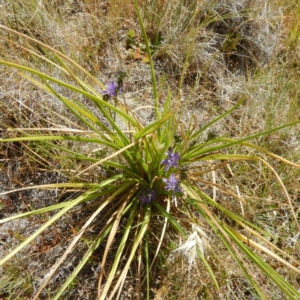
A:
[1,0,300,299]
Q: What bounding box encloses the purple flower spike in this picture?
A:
[103,81,118,97]
[140,187,157,204]
[161,150,180,171]
[163,174,182,194]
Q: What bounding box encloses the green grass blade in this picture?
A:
[53,224,113,300]
[0,135,115,149]
[0,187,98,266]
[197,250,220,290]
[184,119,300,160]
[133,0,159,117]
[134,113,172,140]
[101,200,138,298]
[223,225,300,298]
[152,202,186,237]
[144,231,150,300]
[106,204,151,299]
[0,185,121,224]
[0,60,137,127]
[190,98,246,140]
[0,24,106,89]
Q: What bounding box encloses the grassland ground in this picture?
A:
[1,0,300,299]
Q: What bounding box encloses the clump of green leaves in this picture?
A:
[126,29,136,49]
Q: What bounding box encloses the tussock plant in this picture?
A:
[1,1,300,299]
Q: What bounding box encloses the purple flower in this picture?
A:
[103,81,118,97]
[161,150,180,171]
[140,187,157,204]
[163,174,182,194]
